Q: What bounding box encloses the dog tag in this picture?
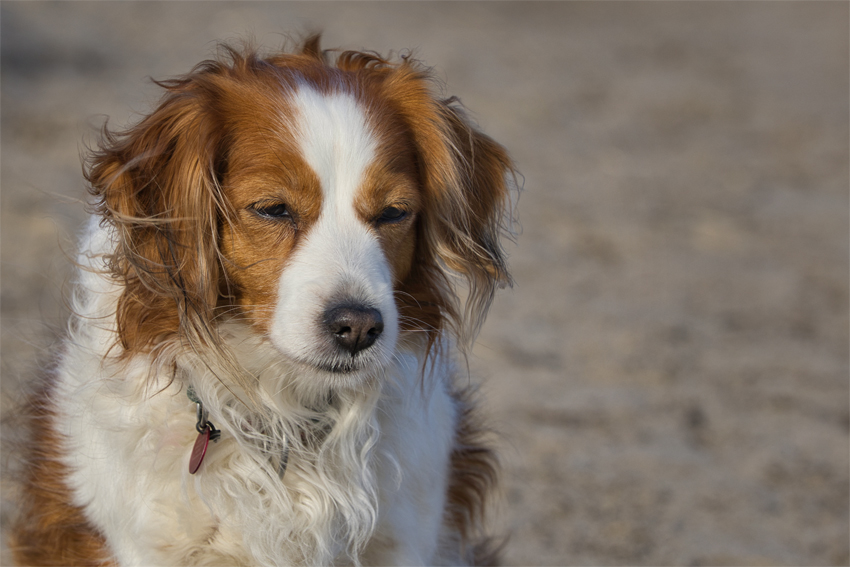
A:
[189,426,211,474]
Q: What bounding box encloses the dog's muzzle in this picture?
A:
[323,304,384,356]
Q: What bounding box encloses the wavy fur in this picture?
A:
[9,36,515,566]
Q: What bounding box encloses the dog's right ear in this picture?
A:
[86,71,226,354]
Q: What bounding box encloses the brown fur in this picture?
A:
[446,387,504,565]
[8,379,115,566]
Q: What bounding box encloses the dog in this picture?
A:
[9,36,515,566]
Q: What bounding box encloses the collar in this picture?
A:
[186,386,289,478]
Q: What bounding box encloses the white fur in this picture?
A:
[53,87,465,566]
[269,86,399,392]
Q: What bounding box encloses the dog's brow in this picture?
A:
[290,86,378,219]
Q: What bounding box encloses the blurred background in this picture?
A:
[2,2,847,565]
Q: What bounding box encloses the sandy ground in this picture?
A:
[1,2,848,565]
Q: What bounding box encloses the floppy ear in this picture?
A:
[86,76,224,354]
[384,66,516,344]
[435,99,514,285]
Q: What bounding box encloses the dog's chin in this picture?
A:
[286,351,388,391]
[317,360,363,375]
[265,330,396,391]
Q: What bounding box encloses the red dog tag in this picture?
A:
[189,426,211,474]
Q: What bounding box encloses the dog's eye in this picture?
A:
[254,202,290,219]
[376,206,408,224]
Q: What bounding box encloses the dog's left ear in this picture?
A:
[436,99,515,285]
[433,100,516,340]
[387,71,516,341]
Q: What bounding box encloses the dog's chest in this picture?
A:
[56,347,458,566]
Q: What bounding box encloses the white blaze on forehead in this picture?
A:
[268,84,399,382]
[290,85,378,213]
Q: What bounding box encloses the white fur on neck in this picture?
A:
[54,218,459,566]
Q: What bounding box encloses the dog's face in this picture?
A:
[87,41,513,390]
[220,86,420,379]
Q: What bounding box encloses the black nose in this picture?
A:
[324,305,384,355]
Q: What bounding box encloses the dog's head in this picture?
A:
[87,37,515,389]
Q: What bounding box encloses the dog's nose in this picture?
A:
[324,305,384,355]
